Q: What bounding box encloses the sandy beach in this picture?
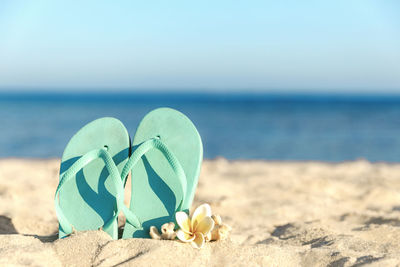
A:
[1,158,400,266]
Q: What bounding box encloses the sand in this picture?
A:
[1,158,400,266]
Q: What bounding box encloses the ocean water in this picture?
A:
[1,91,400,162]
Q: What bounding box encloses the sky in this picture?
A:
[0,1,399,92]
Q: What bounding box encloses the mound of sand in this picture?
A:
[0,158,400,266]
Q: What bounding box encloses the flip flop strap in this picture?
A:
[121,137,187,221]
[54,148,141,235]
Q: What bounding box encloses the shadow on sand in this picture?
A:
[0,215,58,243]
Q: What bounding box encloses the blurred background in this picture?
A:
[0,1,399,161]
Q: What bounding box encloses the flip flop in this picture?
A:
[121,107,203,238]
[54,117,131,239]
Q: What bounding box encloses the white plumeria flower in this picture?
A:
[175,203,215,249]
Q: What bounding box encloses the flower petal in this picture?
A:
[176,230,195,242]
[175,211,192,233]
[191,203,212,230]
[195,216,215,235]
[191,232,205,249]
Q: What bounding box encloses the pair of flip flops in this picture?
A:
[54,108,203,239]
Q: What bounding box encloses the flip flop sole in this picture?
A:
[58,117,130,239]
[122,108,203,238]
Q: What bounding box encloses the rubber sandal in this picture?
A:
[54,117,131,239]
[121,107,203,238]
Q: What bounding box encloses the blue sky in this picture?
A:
[0,1,399,92]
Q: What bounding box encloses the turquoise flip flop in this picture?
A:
[54,117,131,239]
[121,107,203,239]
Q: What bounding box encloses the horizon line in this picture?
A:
[3,90,400,104]
[1,87,400,95]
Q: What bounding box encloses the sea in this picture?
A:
[1,91,400,162]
